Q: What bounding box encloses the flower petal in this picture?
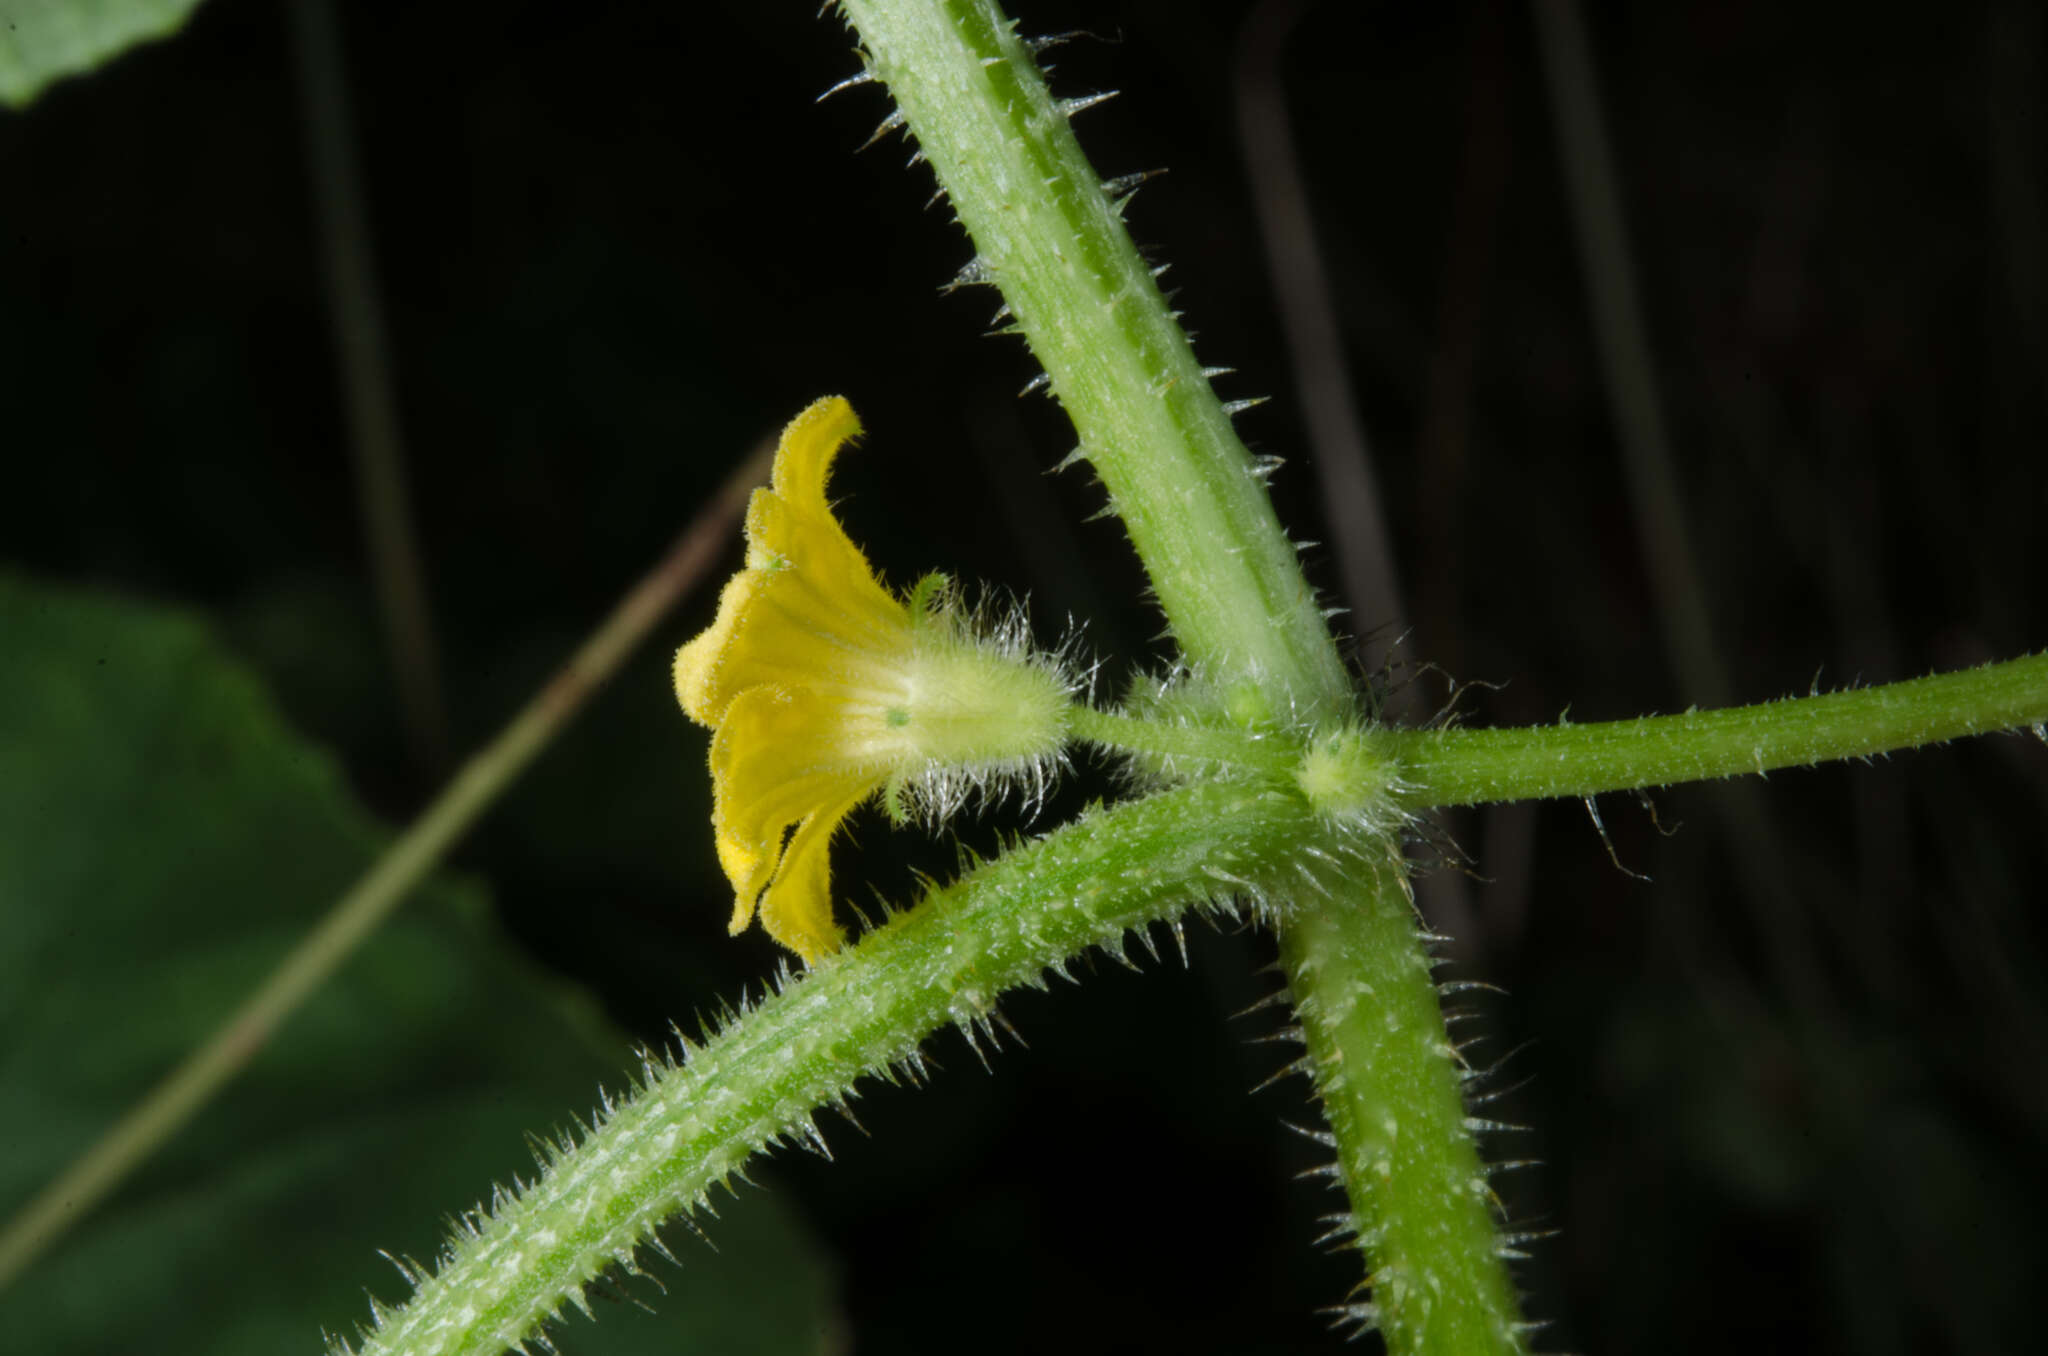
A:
[712,686,884,836]
[711,579,909,716]
[674,565,770,726]
[706,685,880,950]
[679,420,907,726]
[745,489,903,640]
[770,396,863,517]
[756,789,866,963]
[712,808,776,936]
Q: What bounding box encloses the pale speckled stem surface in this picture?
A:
[827,4,1529,1353]
[344,781,1323,1356]
[832,0,1351,718]
[1280,850,1531,1356]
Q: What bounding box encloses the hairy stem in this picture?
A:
[1068,704,1296,775]
[833,0,1350,716]
[342,781,1324,1356]
[1281,849,1528,1356]
[1384,652,2048,808]
[826,3,1534,1347]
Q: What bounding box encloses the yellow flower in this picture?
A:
[675,397,1070,964]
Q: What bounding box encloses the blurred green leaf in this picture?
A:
[0,575,839,1354]
[0,0,208,108]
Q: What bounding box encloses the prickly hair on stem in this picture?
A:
[331,780,1340,1356]
[828,0,1358,714]
[1266,847,1539,1355]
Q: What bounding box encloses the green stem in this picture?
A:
[1383,652,2048,808]
[828,7,1528,1350]
[1281,852,1528,1356]
[1068,704,1296,776]
[834,0,1350,716]
[341,780,1325,1356]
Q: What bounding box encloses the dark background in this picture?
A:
[5,0,2045,1351]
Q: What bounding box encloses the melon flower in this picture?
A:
[675,396,1072,963]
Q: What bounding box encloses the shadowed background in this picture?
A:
[2,1,2044,1352]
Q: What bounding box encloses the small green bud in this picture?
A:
[1224,680,1274,729]
[1294,726,1399,824]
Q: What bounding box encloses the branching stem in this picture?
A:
[827,7,1522,1355]
[312,6,2048,1356]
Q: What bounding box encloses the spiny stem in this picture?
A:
[827,4,1528,1346]
[1280,847,1529,1356]
[1382,652,2048,808]
[341,781,1328,1356]
[833,0,1351,717]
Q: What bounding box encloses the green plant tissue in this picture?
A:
[0,0,210,109]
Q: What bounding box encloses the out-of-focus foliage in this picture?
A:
[0,575,838,1355]
[0,0,208,109]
